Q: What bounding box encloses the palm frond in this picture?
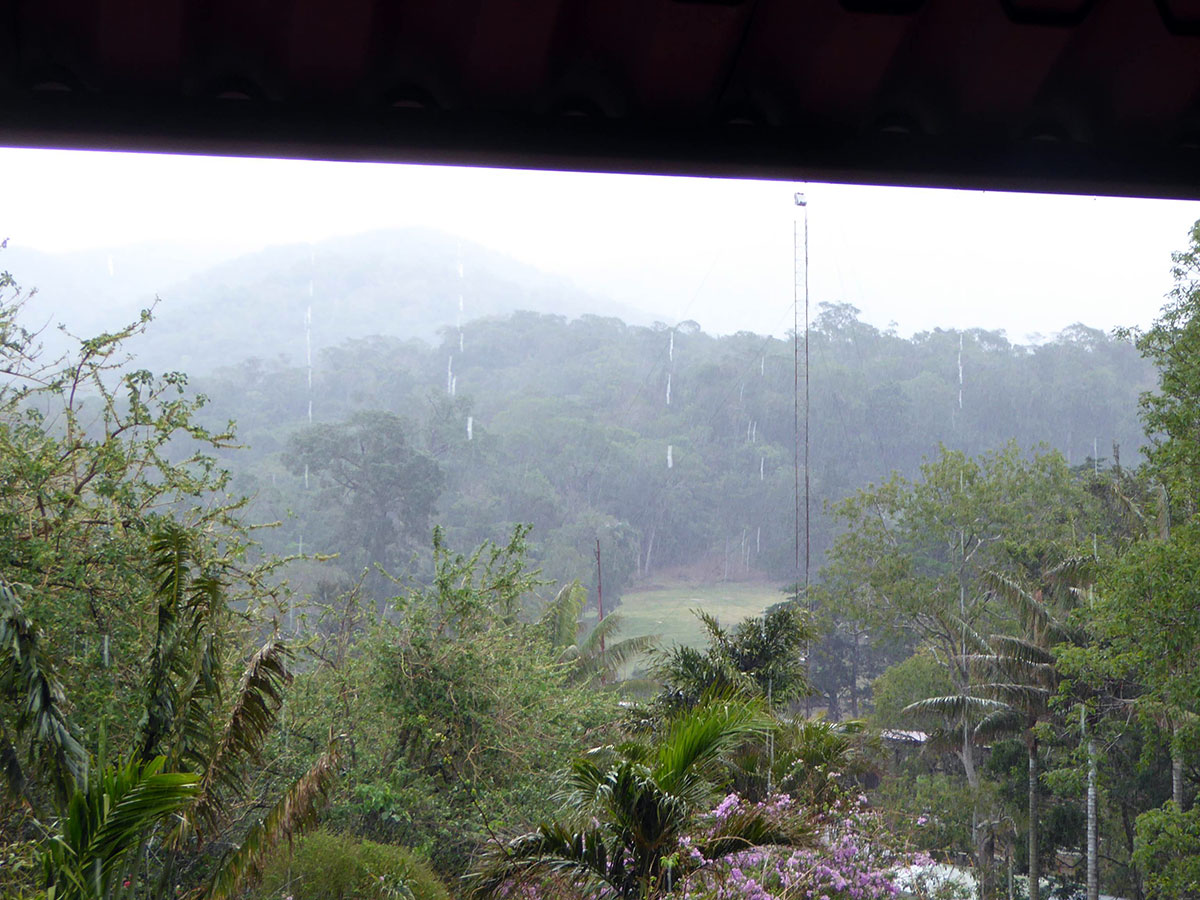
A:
[699,804,814,861]
[577,613,627,658]
[0,577,87,805]
[653,699,766,793]
[150,521,194,613]
[467,822,620,900]
[199,736,341,900]
[982,570,1075,644]
[41,756,200,900]
[974,707,1025,742]
[694,610,730,652]
[975,682,1052,711]
[171,632,222,772]
[556,753,617,814]
[902,694,1006,722]
[574,635,659,684]
[953,619,993,655]
[542,581,587,650]
[190,640,293,837]
[138,523,223,763]
[986,636,1055,667]
[1043,556,1097,594]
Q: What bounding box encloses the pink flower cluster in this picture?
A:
[682,794,908,900]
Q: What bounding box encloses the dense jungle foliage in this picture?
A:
[3,219,1200,900]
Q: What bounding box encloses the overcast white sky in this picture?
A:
[2,146,1199,342]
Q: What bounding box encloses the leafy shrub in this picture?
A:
[257,829,450,900]
[1134,803,1200,899]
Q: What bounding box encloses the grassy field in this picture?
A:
[609,581,787,653]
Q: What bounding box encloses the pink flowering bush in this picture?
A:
[679,793,920,900]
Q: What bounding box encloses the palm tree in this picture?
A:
[651,606,814,714]
[468,699,810,900]
[132,522,344,900]
[3,524,342,900]
[906,566,1087,900]
[39,755,200,900]
[0,576,88,811]
[541,580,658,686]
[728,716,870,807]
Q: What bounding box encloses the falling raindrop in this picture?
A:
[666,373,672,406]
[303,464,309,490]
[958,333,964,411]
[451,376,457,397]
[102,634,109,668]
[447,355,454,394]
[760,456,765,481]
[751,421,757,443]
[304,304,313,422]
[459,331,464,353]
[760,356,765,376]
[667,445,674,469]
[669,330,674,362]
[467,416,474,441]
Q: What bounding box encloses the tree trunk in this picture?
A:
[962,719,994,900]
[1028,733,1040,900]
[979,824,996,900]
[962,718,978,788]
[850,629,860,718]
[1173,721,1185,810]
[1087,734,1099,900]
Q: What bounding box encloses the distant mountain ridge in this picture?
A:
[4,228,661,373]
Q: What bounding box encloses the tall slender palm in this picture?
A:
[468,699,810,900]
[907,566,1086,900]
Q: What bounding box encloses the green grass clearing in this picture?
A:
[601,581,788,665]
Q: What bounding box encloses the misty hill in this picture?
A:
[8,229,658,374]
[2,240,241,356]
[188,304,1155,606]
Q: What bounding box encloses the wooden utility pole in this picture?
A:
[595,539,606,682]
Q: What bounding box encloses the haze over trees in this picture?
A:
[3,218,1200,900]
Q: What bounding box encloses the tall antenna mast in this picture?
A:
[793,192,811,589]
[794,191,811,714]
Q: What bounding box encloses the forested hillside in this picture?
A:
[186,300,1153,609]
